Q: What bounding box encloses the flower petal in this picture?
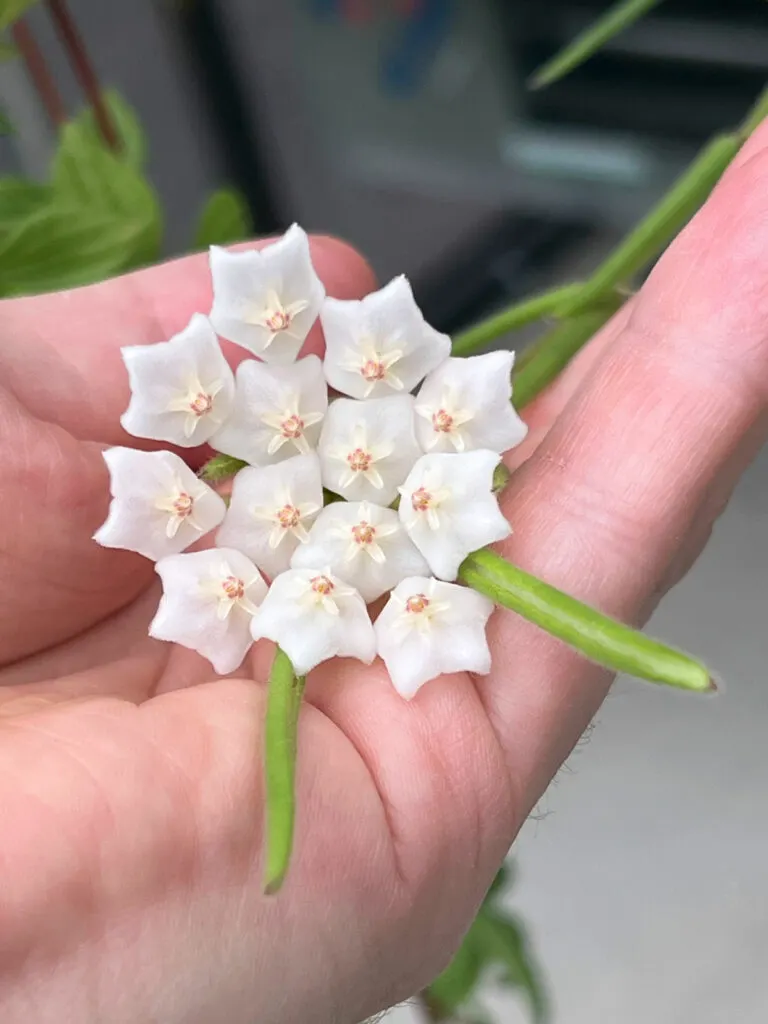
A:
[322,275,451,399]
[414,351,528,455]
[120,314,234,447]
[210,355,327,465]
[375,577,494,698]
[209,226,325,363]
[318,393,421,504]
[216,453,323,579]
[150,548,267,674]
[398,451,511,581]
[93,447,226,561]
[250,569,376,675]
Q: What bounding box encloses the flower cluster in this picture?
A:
[95,226,528,696]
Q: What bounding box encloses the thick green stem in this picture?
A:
[263,648,306,894]
[450,283,582,357]
[458,549,712,692]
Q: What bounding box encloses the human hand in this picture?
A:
[1,122,767,1024]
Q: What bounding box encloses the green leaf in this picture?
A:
[74,90,147,169]
[194,188,252,249]
[0,177,49,225]
[0,204,153,296]
[0,39,17,59]
[0,0,39,31]
[263,648,307,894]
[472,912,550,1024]
[529,0,665,90]
[52,121,162,269]
[487,862,513,899]
[459,548,713,692]
[426,934,483,1015]
[199,452,248,482]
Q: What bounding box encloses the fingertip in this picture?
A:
[308,234,378,300]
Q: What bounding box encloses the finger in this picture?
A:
[483,121,768,809]
[0,236,376,446]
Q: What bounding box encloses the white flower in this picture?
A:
[121,314,234,447]
[250,568,376,676]
[321,276,451,399]
[209,225,325,363]
[94,447,226,561]
[150,548,267,675]
[414,351,528,454]
[318,394,421,504]
[216,454,323,579]
[210,355,327,466]
[375,577,494,699]
[398,451,511,581]
[290,500,429,604]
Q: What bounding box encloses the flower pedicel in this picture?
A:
[95,223,526,698]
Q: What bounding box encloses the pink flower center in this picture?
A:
[280,414,305,439]
[347,448,373,473]
[310,574,334,596]
[222,576,245,601]
[276,504,300,529]
[432,408,454,433]
[265,309,291,332]
[411,486,433,513]
[360,359,386,383]
[405,594,429,614]
[189,392,213,417]
[351,521,375,545]
[172,492,194,519]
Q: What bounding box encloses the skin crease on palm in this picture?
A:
[0,119,767,1024]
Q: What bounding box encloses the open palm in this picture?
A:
[1,124,768,1024]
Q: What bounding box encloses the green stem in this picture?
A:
[458,548,712,692]
[450,283,582,357]
[263,648,306,894]
[513,300,624,410]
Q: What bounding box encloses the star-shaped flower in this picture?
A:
[209,225,325,363]
[415,351,528,454]
[150,548,267,674]
[210,355,327,466]
[375,577,495,698]
[398,450,511,581]
[290,500,429,604]
[318,393,421,504]
[94,447,226,561]
[321,276,451,399]
[216,453,323,580]
[250,568,376,676]
[121,313,235,447]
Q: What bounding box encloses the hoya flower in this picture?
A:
[216,454,323,580]
[414,351,528,455]
[94,447,226,561]
[290,500,429,604]
[398,450,511,581]
[375,577,494,699]
[318,393,421,504]
[209,225,325,363]
[150,548,267,675]
[250,568,376,676]
[210,355,327,466]
[121,313,235,447]
[321,276,451,399]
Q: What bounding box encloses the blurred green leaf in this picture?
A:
[0,204,153,296]
[0,177,49,225]
[427,934,483,1015]
[194,187,252,249]
[0,0,39,30]
[0,39,17,59]
[529,0,664,90]
[73,89,147,169]
[0,106,14,135]
[52,120,161,268]
[473,913,549,1024]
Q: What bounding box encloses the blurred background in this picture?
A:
[2,1,768,1022]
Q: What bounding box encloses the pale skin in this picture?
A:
[0,121,767,1023]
